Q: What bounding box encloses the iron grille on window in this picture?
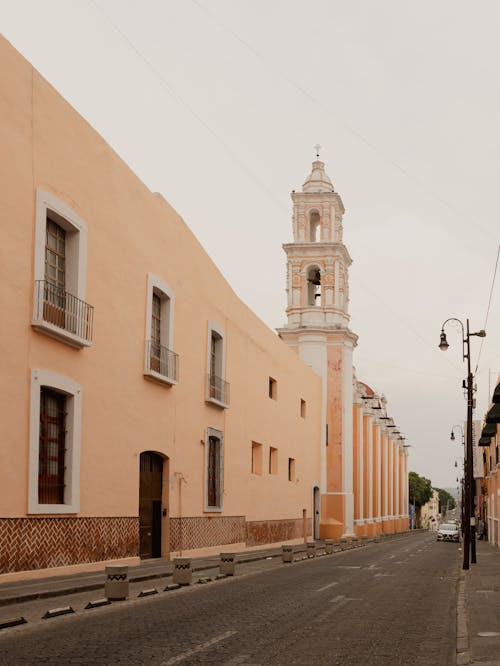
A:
[34,280,94,343]
[207,435,221,508]
[147,340,179,381]
[207,373,230,405]
[39,388,66,504]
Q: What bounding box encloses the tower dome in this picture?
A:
[303,160,333,193]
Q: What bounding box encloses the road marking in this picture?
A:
[330,595,346,603]
[478,631,500,637]
[329,595,362,604]
[375,573,393,577]
[161,630,237,665]
[316,581,339,592]
[336,565,361,569]
[222,656,263,665]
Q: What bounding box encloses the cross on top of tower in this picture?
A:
[313,143,322,159]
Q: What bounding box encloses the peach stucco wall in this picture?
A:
[0,34,321,567]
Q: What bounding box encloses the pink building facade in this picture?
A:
[479,386,500,546]
[0,36,408,581]
[0,36,322,581]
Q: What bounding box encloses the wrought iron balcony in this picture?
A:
[207,373,230,407]
[33,280,93,347]
[146,340,179,383]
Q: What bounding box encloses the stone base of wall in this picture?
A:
[0,517,138,574]
[170,516,310,551]
[170,516,246,552]
[1,515,311,574]
[246,518,310,547]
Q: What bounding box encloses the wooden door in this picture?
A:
[139,452,163,558]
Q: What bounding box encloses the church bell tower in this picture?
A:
[278,150,358,539]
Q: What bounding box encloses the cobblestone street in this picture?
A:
[0,532,458,665]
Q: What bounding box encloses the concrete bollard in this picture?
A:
[325,539,334,554]
[340,536,351,549]
[219,553,236,576]
[351,536,360,547]
[105,565,129,601]
[173,558,192,585]
[361,535,369,545]
[282,545,294,563]
[307,542,316,558]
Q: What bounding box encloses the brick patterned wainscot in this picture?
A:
[246,518,310,547]
[170,516,246,552]
[0,517,139,574]
[170,516,311,552]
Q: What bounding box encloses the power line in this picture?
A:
[89,0,288,214]
[352,276,464,374]
[191,0,497,242]
[89,0,494,384]
[474,243,500,374]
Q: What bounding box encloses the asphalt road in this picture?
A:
[0,532,459,665]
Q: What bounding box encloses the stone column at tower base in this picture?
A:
[365,520,376,537]
[354,521,368,537]
[320,492,355,540]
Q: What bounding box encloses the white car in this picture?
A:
[437,523,459,542]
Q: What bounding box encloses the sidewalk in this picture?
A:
[458,538,500,665]
[0,544,287,608]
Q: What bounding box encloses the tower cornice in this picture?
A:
[291,190,345,215]
[278,325,358,347]
[283,242,352,266]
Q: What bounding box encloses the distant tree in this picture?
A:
[434,487,456,513]
[409,471,433,528]
[408,471,433,507]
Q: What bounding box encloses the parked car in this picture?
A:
[437,523,460,542]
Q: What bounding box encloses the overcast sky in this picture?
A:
[2,0,500,490]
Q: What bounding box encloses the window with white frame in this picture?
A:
[206,321,229,407]
[29,369,82,514]
[205,428,223,511]
[32,189,92,348]
[144,274,178,384]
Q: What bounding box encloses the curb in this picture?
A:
[456,564,471,665]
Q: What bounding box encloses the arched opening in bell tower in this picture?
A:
[307,265,322,306]
[309,210,321,242]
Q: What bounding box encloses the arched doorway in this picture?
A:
[139,451,165,559]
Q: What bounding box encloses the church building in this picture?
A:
[0,34,407,581]
[278,156,409,539]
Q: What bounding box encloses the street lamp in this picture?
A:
[450,424,464,443]
[439,318,486,570]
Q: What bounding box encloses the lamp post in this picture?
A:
[439,318,486,570]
